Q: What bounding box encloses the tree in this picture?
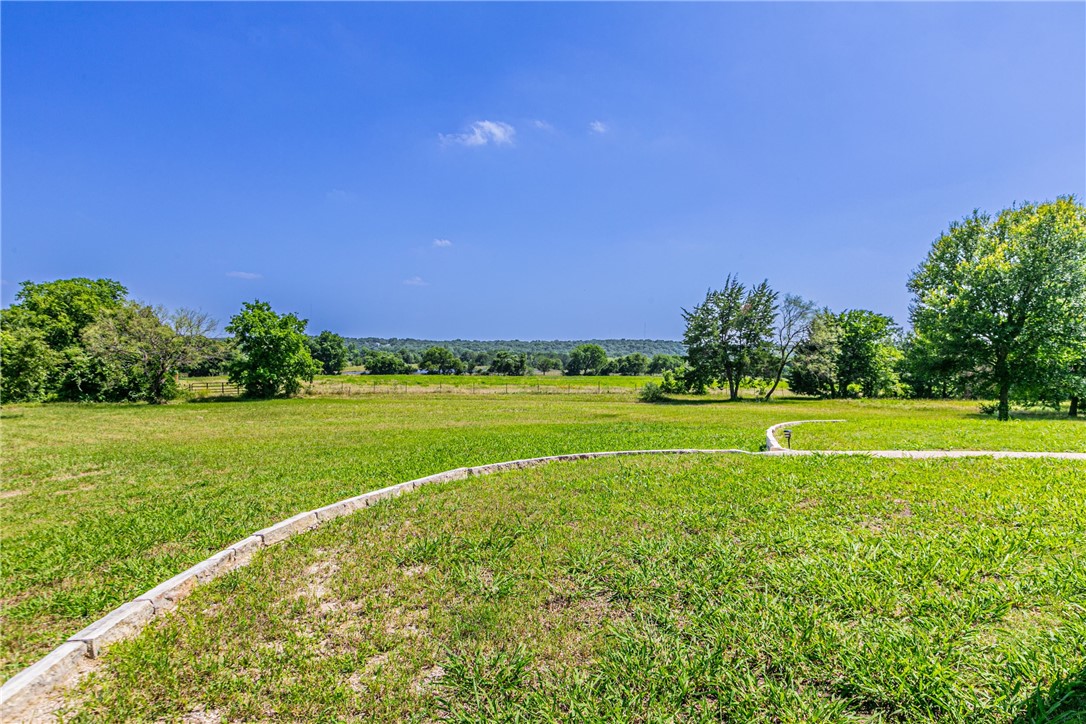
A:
[308,331,350,375]
[835,309,902,398]
[648,354,683,375]
[908,198,1086,420]
[9,278,128,351]
[421,346,465,375]
[785,310,841,397]
[764,294,816,400]
[0,325,60,403]
[225,301,320,397]
[363,350,408,374]
[682,276,778,399]
[0,278,130,402]
[489,351,529,376]
[83,304,216,404]
[617,353,650,376]
[565,344,608,375]
[534,355,563,374]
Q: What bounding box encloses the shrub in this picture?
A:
[639,381,666,403]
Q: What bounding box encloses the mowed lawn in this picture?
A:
[71,455,1085,722]
[0,394,1082,685]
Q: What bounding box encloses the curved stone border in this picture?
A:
[765,419,846,452]
[0,447,752,718]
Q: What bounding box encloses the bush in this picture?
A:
[639,381,666,403]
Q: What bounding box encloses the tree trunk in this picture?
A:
[765,356,786,401]
[1071,396,1079,418]
[996,354,1010,421]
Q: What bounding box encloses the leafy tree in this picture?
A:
[534,355,563,374]
[565,344,608,375]
[898,331,970,399]
[83,304,216,404]
[489,351,529,376]
[0,325,60,402]
[225,301,319,397]
[785,310,841,397]
[908,197,1086,420]
[786,309,901,398]
[421,346,465,375]
[835,309,902,398]
[364,350,408,374]
[0,278,129,401]
[617,353,650,376]
[764,294,816,400]
[682,276,778,399]
[8,278,127,351]
[648,354,683,375]
[308,331,350,375]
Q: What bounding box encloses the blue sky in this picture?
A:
[3,2,1084,339]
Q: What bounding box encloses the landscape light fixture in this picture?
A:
[783,429,792,449]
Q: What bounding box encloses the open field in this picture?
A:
[2,395,1084,699]
[68,455,1086,721]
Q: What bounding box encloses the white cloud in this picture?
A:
[325,189,357,203]
[439,120,516,147]
[589,120,609,134]
[403,276,428,286]
[433,238,453,248]
[532,119,554,131]
[226,271,262,280]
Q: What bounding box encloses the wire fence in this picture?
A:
[307,381,641,396]
[183,380,644,398]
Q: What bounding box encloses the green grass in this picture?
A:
[68,454,1086,722]
[1,395,1081,686]
[788,401,1086,453]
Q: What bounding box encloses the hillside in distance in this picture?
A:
[345,338,685,358]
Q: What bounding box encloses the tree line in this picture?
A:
[357,344,683,377]
[672,197,1086,419]
[346,337,684,359]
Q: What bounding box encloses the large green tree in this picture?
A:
[0,278,129,402]
[565,344,608,376]
[363,350,408,374]
[226,301,319,397]
[83,304,216,403]
[785,309,901,398]
[308,330,350,375]
[0,325,60,403]
[908,197,1086,420]
[682,276,777,399]
[7,278,127,350]
[421,346,465,375]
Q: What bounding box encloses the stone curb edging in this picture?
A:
[765,419,846,452]
[0,448,754,718]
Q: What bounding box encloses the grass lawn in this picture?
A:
[69,454,1086,722]
[1,395,1083,693]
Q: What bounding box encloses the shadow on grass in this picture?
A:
[653,396,824,407]
[1012,668,1086,723]
[185,395,272,404]
[964,409,1085,422]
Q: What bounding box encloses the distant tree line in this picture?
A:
[671,197,1086,419]
[355,343,682,377]
[345,337,684,359]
